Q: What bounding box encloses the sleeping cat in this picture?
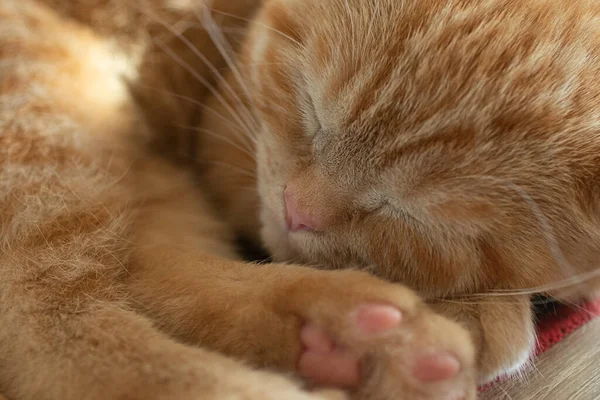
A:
[200,0,600,387]
[1,0,599,399]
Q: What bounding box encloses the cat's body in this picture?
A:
[0,0,598,399]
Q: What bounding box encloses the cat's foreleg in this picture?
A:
[431,295,535,384]
[0,2,333,399]
[127,190,478,400]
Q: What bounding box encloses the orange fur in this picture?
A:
[0,1,475,399]
[200,0,600,389]
[2,0,599,399]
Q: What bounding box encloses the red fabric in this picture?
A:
[478,299,600,393]
[534,300,600,356]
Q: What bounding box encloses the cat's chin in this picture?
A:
[260,223,322,266]
[262,229,308,264]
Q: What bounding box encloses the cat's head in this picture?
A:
[241,0,600,297]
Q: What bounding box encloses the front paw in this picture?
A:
[431,296,536,384]
[477,297,536,383]
[275,270,477,400]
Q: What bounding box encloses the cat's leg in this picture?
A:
[125,165,477,400]
[0,100,333,400]
[129,255,478,399]
[0,3,337,400]
[0,276,339,400]
[430,295,535,383]
[1,153,324,400]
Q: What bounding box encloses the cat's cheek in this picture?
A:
[257,191,288,258]
[256,148,285,216]
[255,148,290,257]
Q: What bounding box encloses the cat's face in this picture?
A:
[243,0,600,297]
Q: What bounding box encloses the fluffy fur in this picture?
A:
[201,0,600,382]
[0,0,598,399]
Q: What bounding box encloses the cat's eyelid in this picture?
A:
[360,189,423,225]
[381,200,424,225]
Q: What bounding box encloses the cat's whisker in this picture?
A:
[505,181,586,292]
[166,21,250,36]
[151,39,257,151]
[438,293,600,324]
[176,3,260,134]
[233,62,287,67]
[437,297,565,306]
[207,8,303,48]
[456,174,592,296]
[446,267,600,299]
[176,124,256,160]
[554,297,600,319]
[132,83,258,149]
[149,2,259,134]
[195,2,257,118]
[136,7,259,150]
[133,4,256,146]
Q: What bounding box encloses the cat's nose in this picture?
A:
[284,189,318,232]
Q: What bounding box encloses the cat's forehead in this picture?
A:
[264,1,462,176]
[258,0,600,177]
[291,1,442,133]
[292,0,597,136]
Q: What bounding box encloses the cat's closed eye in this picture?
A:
[379,199,425,225]
[358,190,415,222]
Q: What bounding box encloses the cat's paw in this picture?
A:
[278,270,476,400]
[430,296,536,384]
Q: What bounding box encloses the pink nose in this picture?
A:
[284,189,316,232]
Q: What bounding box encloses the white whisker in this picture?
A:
[152,3,260,135]
[455,174,594,296]
[195,2,255,107]
[135,4,257,150]
[133,83,257,149]
[152,39,256,151]
[177,124,256,160]
[208,8,303,48]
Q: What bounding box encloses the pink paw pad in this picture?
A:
[299,324,360,387]
[413,351,461,382]
[354,304,402,335]
[298,304,402,388]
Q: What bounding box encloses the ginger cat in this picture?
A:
[1,0,598,399]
